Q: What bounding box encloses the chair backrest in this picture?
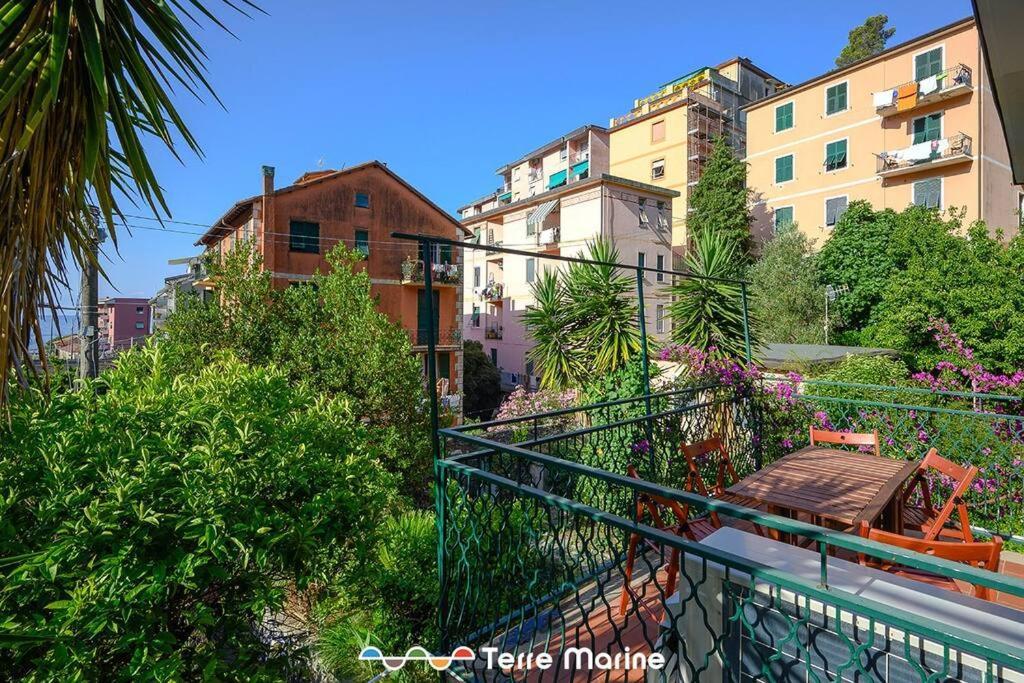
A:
[857,521,1002,601]
[808,427,881,457]
[902,447,978,542]
[680,437,740,498]
[626,465,694,532]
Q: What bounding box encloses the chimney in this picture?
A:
[262,165,275,195]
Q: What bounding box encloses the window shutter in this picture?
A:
[915,49,943,81]
[914,179,941,209]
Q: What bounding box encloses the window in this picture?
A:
[651,158,665,180]
[513,168,520,181]
[490,348,498,365]
[473,266,481,288]
[825,196,848,228]
[912,113,942,144]
[656,254,665,282]
[638,198,650,227]
[657,200,669,229]
[354,192,370,208]
[1019,192,1024,230]
[135,321,145,330]
[289,220,320,253]
[637,252,646,269]
[915,47,943,82]
[913,178,942,209]
[824,139,848,172]
[774,206,794,233]
[775,102,794,132]
[354,229,369,257]
[825,82,848,115]
[651,120,666,143]
[655,304,665,334]
[559,147,568,161]
[525,360,534,377]
[135,306,144,315]
[775,154,794,183]
[473,227,481,243]
[526,257,535,283]
[472,305,480,328]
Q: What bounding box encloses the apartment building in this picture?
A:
[745,17,1022,244]
[459,125,610,219]
[149,256,209,331]
[608,58,786,254]
[97,297,151,356]
[195,162,473,406]
[461,175,678,390]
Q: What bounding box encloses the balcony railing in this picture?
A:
[537,225,560,247]
[876,133,973,177]
[436,383,1024,682]
[484,324,502,340]
[413,326,461,347]
[875,64,973,115]
[400,259,462,285]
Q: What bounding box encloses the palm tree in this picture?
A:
[669,228,754,360]
[563,239,641,375]
[0,1,256,402]
[523,269,583,389]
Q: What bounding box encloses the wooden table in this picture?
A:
[726,446,921,533]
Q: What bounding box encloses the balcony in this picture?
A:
[537,225,560,248]
[412,326,461,348]
[484,323,503,340]
[875,64,973,116]
[479,281,504,302]
[437,382,1024,682]
[400,259,462,286]
[876,133,973,177]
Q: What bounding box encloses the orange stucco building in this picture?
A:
[196,161,471,405]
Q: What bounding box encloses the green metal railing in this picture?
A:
[437,386,1024,682]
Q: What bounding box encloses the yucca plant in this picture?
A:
[669,228,754,360]
[0,1,257,403]
[523,268,584,389]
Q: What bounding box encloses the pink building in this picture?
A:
[97,297,152,356]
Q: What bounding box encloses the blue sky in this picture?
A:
[97,0,971,299]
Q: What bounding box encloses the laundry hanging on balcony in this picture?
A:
[527,199,559,234]
[919,74,940,96]
[897,82,918,112]
[873,89,897,108]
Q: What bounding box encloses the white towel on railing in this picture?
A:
[904,141,934,161]
[873,90,896,107]
[919,75,939,95]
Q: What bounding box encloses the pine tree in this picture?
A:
[686,135,752,262]
[836,15,895,68]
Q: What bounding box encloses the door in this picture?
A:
[416,289,440,345]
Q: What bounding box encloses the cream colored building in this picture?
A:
[461,176,678,389]
[459,125,609,219]
[608,58,786,255]
[745,17,1023,245]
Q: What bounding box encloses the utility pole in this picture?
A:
[79,208,104,380]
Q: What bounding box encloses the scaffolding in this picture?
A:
[685,90,746,211]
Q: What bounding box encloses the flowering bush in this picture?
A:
[490,386,578,442]
[911,318,1024,396]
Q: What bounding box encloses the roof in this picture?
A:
[756,343,898,371]
[460,173,680,225]
[492,124,607,176]
[196,161,471,246]
[714,56,787,85]
[744,16,975,111]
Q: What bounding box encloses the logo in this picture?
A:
[359,645,475,672]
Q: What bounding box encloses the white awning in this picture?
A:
[527,199,559,228]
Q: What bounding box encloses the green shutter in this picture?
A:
[438,352,450,380]
[825,139,848,171]
[826,83,847,115]
[774,207,794,233]
[775,155,794,183]
[289,221,320,253]
[913,114,942,144]
[914,179,942,209]
[775,102,793,132]
[915,48,943,81]
[416,289,440,345]
[354,229,369,257]
[440,244,452,264]
[526,258,535,283]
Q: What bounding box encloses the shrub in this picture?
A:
[0,347,396,680]
[462,340,501,421]
[748,228,826,344]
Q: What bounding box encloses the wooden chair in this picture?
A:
[902,448,977,542]
[680,438,765,537]
[857,522,1002,601]
[809,427,881,457]
[619,465,714,616]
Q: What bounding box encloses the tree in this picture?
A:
[749,229,826,344]
[462,340,501,420]
[0,1,255,403]
[162,242,432,501]
[836,15,895,67]
[523,239,640,389]
[686,135,752,261]
[669,228,754,360]
[0,347,395,679]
